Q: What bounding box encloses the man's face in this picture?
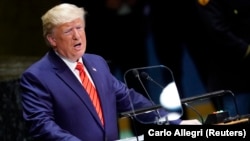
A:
[48,18,86,62]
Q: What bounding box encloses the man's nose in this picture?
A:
[73,29,80,39]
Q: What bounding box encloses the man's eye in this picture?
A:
[64,29,72,34]
[76,26,83,30]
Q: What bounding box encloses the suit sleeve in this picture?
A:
[20,72,82,141]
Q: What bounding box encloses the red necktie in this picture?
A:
[75,62,104,125]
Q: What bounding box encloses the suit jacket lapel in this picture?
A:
[82,57,108,127]
[48,50,104,127]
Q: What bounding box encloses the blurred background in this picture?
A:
[0,1,60,141]
[0,0,223,140]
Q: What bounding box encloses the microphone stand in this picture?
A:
[132,69,161,119]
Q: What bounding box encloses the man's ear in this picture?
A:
[47,34,56,47]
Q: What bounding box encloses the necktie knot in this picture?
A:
[75,62,84,72]
[76,62,86,79]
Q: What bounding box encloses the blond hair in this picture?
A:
[41,3,86,45]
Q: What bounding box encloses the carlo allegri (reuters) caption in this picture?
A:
[142,125,249,140]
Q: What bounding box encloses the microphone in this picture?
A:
[181,90,228,124]
[132,69,140,78]
[122,66,171,140]
[181,90,240,123]
[122,65,178,124]
[131,69,158,109]
[131,69,163,124]
[140,71,164,89]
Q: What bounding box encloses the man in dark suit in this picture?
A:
[20,3,200,141]
[186,0,250,117]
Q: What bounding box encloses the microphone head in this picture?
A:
[140,72,151,80]
[132,69,139,78]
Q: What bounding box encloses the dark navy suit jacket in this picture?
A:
[20,49,161,141]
